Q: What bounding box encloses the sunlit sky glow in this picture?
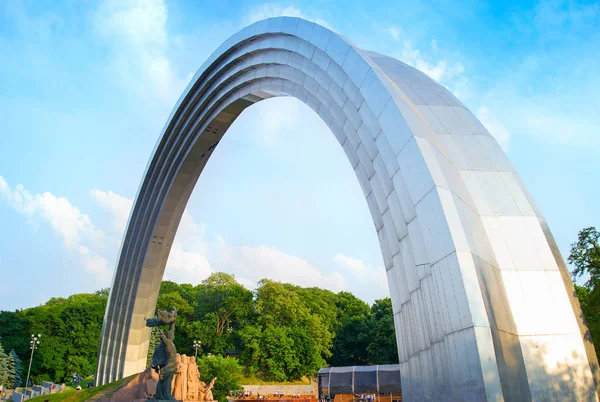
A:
[1,0,598,310]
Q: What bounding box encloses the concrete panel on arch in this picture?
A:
[95,16,599,401]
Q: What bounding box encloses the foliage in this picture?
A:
[570,227,600,362]
[367,299,398,364]
[0,292,108,383]
[0,339,8,388]
[570,227,600,288]
[2,272,398,384]
[196,355,243,402]
[9,349,22,388]
[238,280,333,381]
[330,292,371,366]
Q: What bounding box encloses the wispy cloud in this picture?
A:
[93,187,347,293]
[0,172,389,301]
[386,25,401,41]
[90,189,133,235]
[334,253,388,299]
[476,106,511,151]
[0,176,111,283]
[244,3,333,30]
[93,0,190,104]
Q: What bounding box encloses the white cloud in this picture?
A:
[0,176,111,282]
[2,173,388,302]
[477,106,511,151]
[90,189,133,234]
[399,39,466,87]
[78,246,111,283]
[334,253,365,271]
[245,97,302,147]
[0,176,103,249]
[216,240,346,293]
[334,253,389,301]
[164,211,213,283]
[93,0,190,104]
[244,3,333,30]
[86,187,346,294]
[386,25,401,41]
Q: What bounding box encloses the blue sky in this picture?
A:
[0,0,598,311]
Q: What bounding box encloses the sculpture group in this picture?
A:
[131,308,217,401]
[172,354,215,401]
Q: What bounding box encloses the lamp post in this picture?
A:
[193,340,201,360]
[25,334,41,394]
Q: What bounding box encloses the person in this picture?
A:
[172,354,184,400]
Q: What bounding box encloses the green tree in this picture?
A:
[0,311,29,359]
[570,227,600,361]
[0,340,9,388]
[9,350,22,388]
[329,292,371,366]
[190,273,254,356]
[196,355,243,402]
[239,280,332,380]
[366,298,398,364]
[570,227,600,287]
[3,291,108,383]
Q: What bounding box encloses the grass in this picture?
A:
[26,374,136,402]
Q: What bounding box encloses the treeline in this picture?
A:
[0,291,107,385]
[570,227,600,356]
[0,273,397,384]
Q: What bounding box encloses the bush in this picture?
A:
[197,355,243,402]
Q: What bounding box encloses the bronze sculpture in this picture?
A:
[146,308,178,400]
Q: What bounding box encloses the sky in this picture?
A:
[0,0,598,311]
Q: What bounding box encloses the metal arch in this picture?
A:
[96,17,599,401]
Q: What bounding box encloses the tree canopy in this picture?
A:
[570,226,600,358]
[0,272,398,385]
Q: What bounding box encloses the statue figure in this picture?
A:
[171,354,184,399]
[171,353,190,399]
[199,377,217,401]
[187,355,200,401]
[111,365,159,400]
[146,308,178,400]
[181,354,189,398]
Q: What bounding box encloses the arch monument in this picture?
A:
[95,17,599,401]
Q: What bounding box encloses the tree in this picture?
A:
[0,340,8,388]
[366,298,398,364]
[239,280,332,381]
[191,273,254,356]
[0,312,29,358]
[329,292,371,366]
[9,350,22,388]
[196,355,243,402]
[570,227,600,362]
[569,227,600,287]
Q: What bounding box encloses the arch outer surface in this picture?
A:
[96,17,599,401]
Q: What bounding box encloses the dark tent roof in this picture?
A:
[317,365,401,394]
